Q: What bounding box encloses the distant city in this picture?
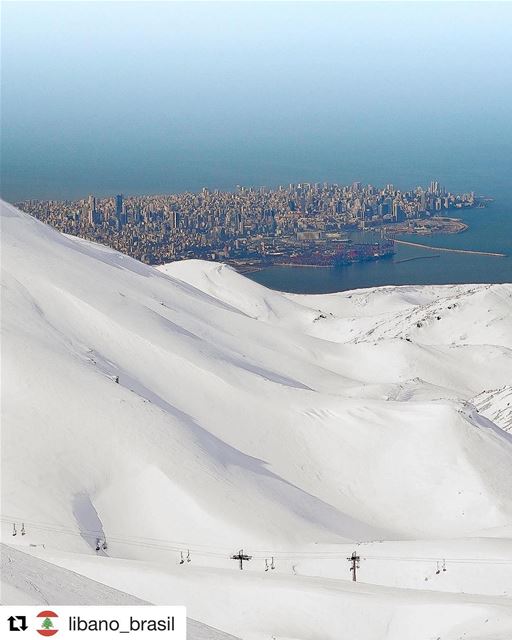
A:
[18,181,484,270]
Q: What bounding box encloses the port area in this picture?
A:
[228,215,507,274]
[230,238,396,272]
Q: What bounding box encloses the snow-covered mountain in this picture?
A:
[2,200,512,639]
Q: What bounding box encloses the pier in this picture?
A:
[394,255,441,264]
[390,238,507,258]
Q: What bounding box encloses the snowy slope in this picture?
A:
[0,545,240,640]
[2,200,512,639]
[472,386,512,432]
[5,543,512,640]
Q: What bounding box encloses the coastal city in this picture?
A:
[17,181,483,269]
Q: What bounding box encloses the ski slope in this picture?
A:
[2,200,512,639]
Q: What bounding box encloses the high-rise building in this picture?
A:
[393,201,405,222]
[378,202,390,217]
[88,195,97,225]
[115,194,123,216]
[115,194,126,226]
[429,181,439,195]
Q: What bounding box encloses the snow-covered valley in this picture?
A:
[1,200,512,639]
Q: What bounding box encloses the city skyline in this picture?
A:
[19,178,481,267]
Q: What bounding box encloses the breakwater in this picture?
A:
[391,239,506,258]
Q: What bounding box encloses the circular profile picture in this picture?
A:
[36,610,58,636]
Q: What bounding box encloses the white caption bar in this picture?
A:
[2,606,186,639]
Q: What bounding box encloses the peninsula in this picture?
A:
[18,180,484,269]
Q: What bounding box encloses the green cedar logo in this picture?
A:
[42,618,54,630]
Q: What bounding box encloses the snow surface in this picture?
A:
[2,200,512,639]
[0,545,240,640]
[472,386,512,433]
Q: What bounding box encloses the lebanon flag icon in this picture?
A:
[36,610,59,636]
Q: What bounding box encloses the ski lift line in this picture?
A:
[3,518,512,565]
[1,516,484,562]
[2,519,183,550]
[3,520,233,558]
[2,515,372,555]
[360,556,512,565]
[11,525,212,555]
[4,515,499,560]
[2,534,509,565]
[3,516,512,565]
[5,515,491,559]
[1,516,221,550]
[4,520,512,565]
[358,553,512,563]
[1,515,243,551]
[2,514,371,553]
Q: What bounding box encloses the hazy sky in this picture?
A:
[2,1,512,200]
